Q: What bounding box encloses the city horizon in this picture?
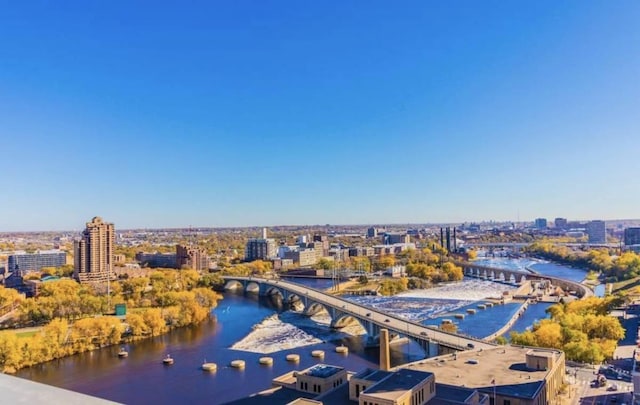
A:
[3,216,640,234]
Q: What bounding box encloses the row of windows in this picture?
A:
[354,383,370,398]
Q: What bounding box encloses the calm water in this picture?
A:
[16,292,406,404]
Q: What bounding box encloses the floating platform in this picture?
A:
[335,345,349,355]
[259,357,273,366]
[466,309,477,314]
[230,360,246,369]
[286,354,300,363]
[311,350,325,358]
[453,314,465,319]
[477,304,486,310]
[202,363,217,372]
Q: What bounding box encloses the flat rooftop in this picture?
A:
[353,368,393,383]
[303,364,344,379]
[431,383,478,404]
[400,346,562,399]
[362,369,433,401]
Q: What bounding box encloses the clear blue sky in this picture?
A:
[1,1,639,231]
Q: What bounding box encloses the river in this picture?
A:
[15,258,591,403]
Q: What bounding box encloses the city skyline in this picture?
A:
[1,2,639,231]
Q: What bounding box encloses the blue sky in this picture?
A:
[1,1,639,231]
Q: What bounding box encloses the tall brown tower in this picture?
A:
[74,216,114,283]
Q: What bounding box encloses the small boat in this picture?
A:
[163,354,174,365]
[118,347,128,358]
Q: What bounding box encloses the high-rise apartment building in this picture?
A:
[176,244,209,271]
[624,228,640,246]
[74,216,115,283]
[245,238,277,261]
[586,220,606,244]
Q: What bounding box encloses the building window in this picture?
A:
[503,401,511,405]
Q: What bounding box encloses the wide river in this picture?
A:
[16,258,591,404]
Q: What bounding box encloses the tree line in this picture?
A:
[526,241,640,281]
[0,269,222,373]
[508,296,624,364]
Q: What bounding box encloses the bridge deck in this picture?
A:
[223,276,494,351]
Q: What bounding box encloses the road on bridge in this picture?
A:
[224,276,495,351]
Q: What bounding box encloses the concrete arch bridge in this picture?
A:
[222,276,494,356]
[455,261,593,298]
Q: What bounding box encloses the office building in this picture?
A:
[366,227,378,238]
[405,346,565,405]
[246,238,277,261]
[7,250,66,276]
[356,368,435,405]
[383,232,410,245]
[349,247,375,257]
[534,218,547,229]
[176,245,209,271]
[312,234,329,255]
[135,252,178,268]
[586,220,607,244]
[279,246,318,267]
[74,216,115,283]
[624,228,640,246]
[554,218,568,229]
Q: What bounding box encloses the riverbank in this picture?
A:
[0,299,222,374]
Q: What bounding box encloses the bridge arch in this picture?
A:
[224,280,244,291]
[264,286,284,299]
[330,314,367,334]
[246,281,260,294]
[287,294,305,312]
[305,302,330,317]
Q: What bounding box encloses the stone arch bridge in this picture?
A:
[222,276,494,356]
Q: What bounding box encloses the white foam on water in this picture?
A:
[230,314,322,354]
[473,258,541,271]
[231,311,366,354]
[397,279,516,301]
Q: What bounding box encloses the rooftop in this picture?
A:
[353,368,393,383]
[400,346,561,399]
[303,364,344,379]
[362,369,433,401]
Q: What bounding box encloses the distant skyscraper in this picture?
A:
[74,216,115,283]
[367,227,378,238]
[534,218,547,229]
[554,218,568,230]
[624,228,640,246]
[586,220,606,244]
